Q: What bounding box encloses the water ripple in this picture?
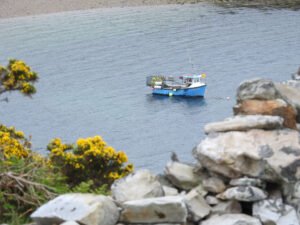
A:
[0,4,299,172]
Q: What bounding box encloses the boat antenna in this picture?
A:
[187,18,196,74]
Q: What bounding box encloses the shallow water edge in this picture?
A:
[0,0,299,19]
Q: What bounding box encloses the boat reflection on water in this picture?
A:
[146,92,207,109]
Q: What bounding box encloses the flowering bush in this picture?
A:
[0,59,134,224]
[0,124,68,225]
[48,136,134,188]
[0,124,31,160]
[0,59,38,96]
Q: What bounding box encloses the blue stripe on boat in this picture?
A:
[152,84,206,97]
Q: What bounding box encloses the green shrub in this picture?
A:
[0,59,38,96]
[48,136,134,189]
[0,124,69,224]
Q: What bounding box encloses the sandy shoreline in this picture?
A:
[0,0,299,19]
[0,0,206,19]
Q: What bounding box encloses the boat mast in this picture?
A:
[187,18,196,74]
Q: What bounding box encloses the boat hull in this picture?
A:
[152,85,207,97]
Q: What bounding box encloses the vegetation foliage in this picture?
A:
[48,136,133,188]
[0,125,68,224]
[0,59,133,224]
[0,59,38,96]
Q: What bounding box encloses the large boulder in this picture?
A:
[119,196,187,224]
[204,115,283,133]
[233,99,297,129]
[276,83,300,122]
[193,129,300,183]
[164,161,202,190]
[217,186,267,202]
[31,194,119,225]
[253,199,300,225]
[201,214,262,225]
[236,78,282,102]
[111,170,164,202]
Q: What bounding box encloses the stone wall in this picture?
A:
[29,70,300,225]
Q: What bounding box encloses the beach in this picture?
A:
[0,0,205,19]
[1,0,300,19]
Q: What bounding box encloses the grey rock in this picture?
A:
[230,177,265,188]
[285,80,300,89]
[268,188,283,200]
[253,199,300,225]
[202,177,226,193]
[184,187,211,221]
[156,174,174,187]
[164,161,202,190]
[205,195,219,205]
[290,199,300,224]
[217,186,267,202]
[204,115,283,134]
[233,98,297,129]
[292,75,300,81]
[122,223,180,225]
[162,185,179,196]
[211,200,242,215]
[60,222,80,225]
[293,181,300,199]
[292,67,300,80]
[119,196,187,224]
[189,184,208,197]
[201,214,262,225]
[31,194,119,225]
[276,83,300,122]
[111,169,164,202]
[236,78,282,102]
[193,129,300,182]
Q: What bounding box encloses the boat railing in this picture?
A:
[147,74,206,88]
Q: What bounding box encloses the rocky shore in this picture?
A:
[21,69,300,225]
[0,0,299,19]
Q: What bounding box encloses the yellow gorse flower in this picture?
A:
[48,136,134,187]
[0,125,30,159]
[11,60,30,74]
[0,59,38,96]
[116,151,128,164]
[108,172,120,179]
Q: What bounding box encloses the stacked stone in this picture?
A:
[193,76,300,225]
[30,74,300,225]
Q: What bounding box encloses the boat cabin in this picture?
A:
[181,75,204,87]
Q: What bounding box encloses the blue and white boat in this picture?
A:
[146,74,207,97]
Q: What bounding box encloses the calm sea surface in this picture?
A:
[0,4,299,172]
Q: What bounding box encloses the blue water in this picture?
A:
[0,4,299,172]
